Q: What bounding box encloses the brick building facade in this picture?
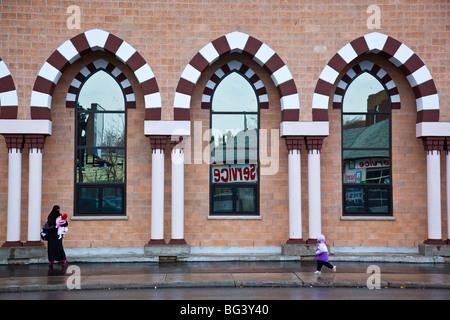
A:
[0,0,448,257]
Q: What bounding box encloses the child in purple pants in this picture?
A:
[314,234,336,275]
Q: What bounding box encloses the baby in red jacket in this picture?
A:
[56,213,68,240]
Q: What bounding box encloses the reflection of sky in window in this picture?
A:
[212,72,257,112]
[77,70,125,111]
[211,72,258,146]
[77,70,126,146]
[342,72,384,113]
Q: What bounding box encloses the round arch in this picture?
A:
[0,57,19,119]
[312,32,439,124]
[30,29,161,121]
[173,31,299,122]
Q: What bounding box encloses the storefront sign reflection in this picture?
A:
[212,164,257,183]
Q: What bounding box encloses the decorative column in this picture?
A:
[285,136,305,244]
[24,135,46,246]
[306,136,325,243]
[446,138,450,244]
[2,135,24,247]
[148,136,167,245]
[422,137,446,244]
[169,137,186,244]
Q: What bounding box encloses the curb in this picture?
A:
[1,272,449,293]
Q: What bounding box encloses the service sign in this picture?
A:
[212,164,258,183]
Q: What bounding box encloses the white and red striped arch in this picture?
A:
[174,31,300,122]
[313,32,439,123]
[0,57,19,119]
[30,29,161,121]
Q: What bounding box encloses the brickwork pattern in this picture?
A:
[0,0,448,248]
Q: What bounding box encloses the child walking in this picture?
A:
[314,234,336,275]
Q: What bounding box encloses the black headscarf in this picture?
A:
[47,205,61,228]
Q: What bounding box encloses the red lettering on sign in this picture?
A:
[213,168,220,182]
[220,168,228,182]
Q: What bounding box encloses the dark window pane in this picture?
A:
[212,186,233,213]
[77,187,99,214]
[368,187,389,213]
[235,187,256,213]
[103,187,124,214]
[344,187,365,214]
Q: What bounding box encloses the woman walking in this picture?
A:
[46,205,68,265]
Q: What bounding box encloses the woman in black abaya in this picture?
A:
[46,205,68,265]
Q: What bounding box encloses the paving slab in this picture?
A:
[81,273,167,289]
[381,273,450,289]
[164,273,235,287]
[296,272,388,288]
[232,272,301,287]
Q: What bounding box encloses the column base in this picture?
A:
[286,238,306,244]
[306,238,318,244]
[424,239,447,245]
[23,241,44,247]
[147,239,167,245]
[419,243,450,257]
[2,241,23,247]
[169,239,187,245]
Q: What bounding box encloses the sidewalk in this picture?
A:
[0,261,448,293]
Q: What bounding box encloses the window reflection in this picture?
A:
[342,71,392,216]
[212,72,258,112]
[77,70,125,111]
[75,69,126,216]
[210,69,259,215]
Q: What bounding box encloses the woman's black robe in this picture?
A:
[46,207,68,262]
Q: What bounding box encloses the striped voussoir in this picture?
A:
[333,60,401,110]
[174,31,299,121]
[30,29,161,121]
[65,59,136,109]
[201,60,269,110]
[0,57,19,119]
[312,32,439,123]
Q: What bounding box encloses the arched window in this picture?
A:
[210,70,259,216]
[75,69,127,216]
[342,71,392,216]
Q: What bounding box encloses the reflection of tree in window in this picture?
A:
[341,71,392,216]
[75,69,126,215]
[210,70,259,216]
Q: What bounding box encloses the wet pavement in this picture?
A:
[0,261,449,293]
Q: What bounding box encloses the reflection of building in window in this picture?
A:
[210,69,259,216]
[74,69,127,216]
[341,71,392,216]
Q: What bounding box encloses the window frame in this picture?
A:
[74,68,128,217]
[341,70,393,217]
[209,69,260,217]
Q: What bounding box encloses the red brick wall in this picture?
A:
[0,0,448,247]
